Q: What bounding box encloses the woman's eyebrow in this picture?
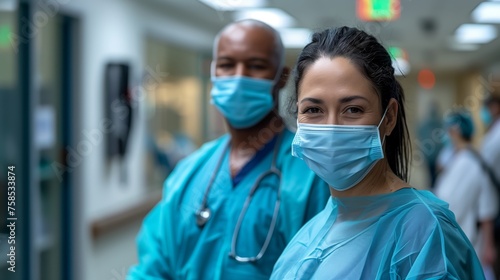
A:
[338,95,369,104]
[300,97,323,104]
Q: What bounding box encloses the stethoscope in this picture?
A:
[195,135,282,263]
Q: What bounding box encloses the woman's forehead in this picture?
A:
[299,57,377,100]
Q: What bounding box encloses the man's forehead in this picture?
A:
[221,23,275,41]
[216,25,276,57]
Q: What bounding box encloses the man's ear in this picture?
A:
[277,66,291,90]
[385,98,399,136]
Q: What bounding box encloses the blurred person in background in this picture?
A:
[127,19,329,279]
[481,95,500,173]
[434,110,498,280]
[416,102,443,188]
[435,136,454,175]
[270,26,483,279]
[480,93,500,278]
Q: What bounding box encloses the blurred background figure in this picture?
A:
[434,109,498,279]
[416,101,444,188]
[480,92,500,278]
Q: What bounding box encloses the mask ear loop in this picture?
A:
[377,106,390,128]
[378,106,390,145]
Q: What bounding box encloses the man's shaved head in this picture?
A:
[213,19,285,70]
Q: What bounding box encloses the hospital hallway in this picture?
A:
[1,0,500,279]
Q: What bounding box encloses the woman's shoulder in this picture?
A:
[395,188,457,227]
[393,189,474,255]
[389,189,482,278]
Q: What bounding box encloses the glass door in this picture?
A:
[0,1,28,280]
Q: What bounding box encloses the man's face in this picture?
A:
[488,101,500,117]
[214,25,278,81]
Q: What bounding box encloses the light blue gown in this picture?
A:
[127,129,329,280]
[271,188,485,280]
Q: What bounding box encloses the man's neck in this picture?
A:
[227,112,284,177]
[454,139,470,151]
[228,112,284,155]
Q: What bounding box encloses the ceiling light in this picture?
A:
[198,0,267,11]
[454,24,497,44]
[233,8,295,28]
[472,2,500,23]
[446,38,481,51]
[279,28,312,49]
[448,43,480,51]
[0,0,16,11]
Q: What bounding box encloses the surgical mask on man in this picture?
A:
[480,106,492,127]
[291,108,388,191]
[210,76,275,128]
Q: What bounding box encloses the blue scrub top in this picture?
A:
[127,129,329,280]
[271,188,485,280]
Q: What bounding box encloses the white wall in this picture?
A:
[58,0,214,279]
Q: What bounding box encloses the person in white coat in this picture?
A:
[481,93,500,278]
[435,109,498,279]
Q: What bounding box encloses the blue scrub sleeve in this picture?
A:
[302,176,329,224]
[127,202,173,280]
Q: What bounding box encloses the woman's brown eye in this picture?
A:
[346,107,363,114]
[302,107,321,114]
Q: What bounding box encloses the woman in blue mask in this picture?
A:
[271,26,484,279]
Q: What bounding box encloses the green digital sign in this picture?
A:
[357,0,400,21]
[0,25,12,48]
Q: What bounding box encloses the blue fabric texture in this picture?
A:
[271,188,485,280]
[127,129,330,280]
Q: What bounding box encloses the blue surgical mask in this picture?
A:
[291,110,387,191]
[442,133,453,148]
[210,76,275,129]
[480,106,492,127]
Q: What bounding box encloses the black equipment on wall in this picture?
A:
[105,63,133,160]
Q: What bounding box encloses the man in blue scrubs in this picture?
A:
[127,20,329,280]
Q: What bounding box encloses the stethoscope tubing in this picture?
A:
[196,133,283,262]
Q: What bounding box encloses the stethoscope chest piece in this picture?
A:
[196,208,211,228]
